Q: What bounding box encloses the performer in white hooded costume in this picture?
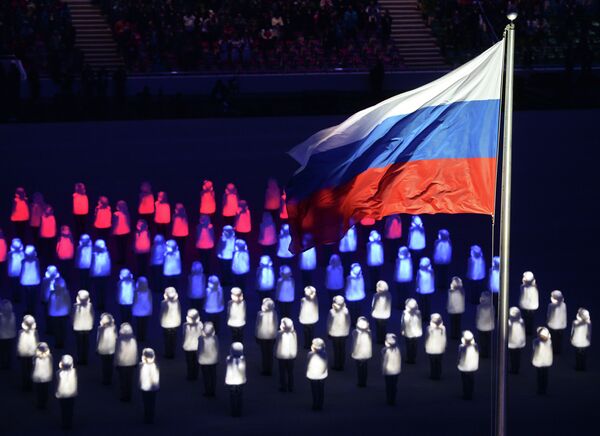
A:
[475,291,495,358]
[446,277,466,340]
[381,333,401,405]
[32,342,53,409]
[327,295,351,371]
[96,312,117,385]
[432,229,452,291]
[139,348,160,423]
[55,354,78,430]
[227,287,246,343]
[255,298,278,375]
[351,317,372,387]
[132,277,152,342]
[198,321,219,397]
[160,287,182,359]
[182,309,203,380]
[401,298,422,364]
[425,313,446,380]
[508,307,526,374]
[371,280,391,344]
[465,245,486,305]
[457,330,479,400]
[394,246,413,309]
[275,265,295,319]
[306,338,328,411]
[532,326,553,395]
[546,290,567,354]
[115,322,138,401]
[0,299,17,369]
[571,308,591,371]
[17,314,38,391]
[299,286,319,349]
[225,342,246,417]
[48,277,70,349]
[325,254,344,297]
[275,317,298,392]
[519,271,539,336]
[72,290,94,365]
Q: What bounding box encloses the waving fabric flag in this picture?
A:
[286,40,505,252]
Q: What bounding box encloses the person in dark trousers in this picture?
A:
[327,296,351,371]
[570,308,592,371]
[198,322,219,396]
[255,298,278,375]
[160,287,182,359]
[17,315,38,391]
[508,307,526,374]
[115,323,138,401]
[381,333,401,405]
[32,342,53,409]
[351,317,373,387]
[401,298,422,364]
[139,348,160,423]
[519,271,539,336]
[546,290,567,354]
[371,280,391,344]
[72,290,94,365]
[532,327,553,395]
[47,278,71,349]
[55,354,78,430]
[306,338,328,411]
[457,330,479,400]
[227,287,246,343]
[299,286,319,349]
[425,314,447,380]
[0,299,17,370]
[446,277,465,340]
[275,318,298,392]
[96,313,117,385]
[225,342,246,417]
[182,309,202,380]
[475,291,495,359]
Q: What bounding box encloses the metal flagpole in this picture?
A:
[495,14,516,436]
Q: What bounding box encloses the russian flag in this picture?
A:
[286,40,505,252]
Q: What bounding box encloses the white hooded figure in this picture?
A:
[197,322,219,396]
[508,307,526,374]
[7,238,25,278]
[227,288,246,343]
[475,291,495,359]
[465,245,486,304]
[326,254,344,294]
[0,299,17,369]
[160,287,182,359]
[416,258,435,296]
[17,315,38,391]
[366,230,384,267]
[532,327,553,394]
[546,290,567,354]
[96,313,116,385]
[433,229,452,265]
[255,298,278,375]
[351,317,372,387]
[204,275,225,319]
[394,246,413,284]
[217,226,236,261]
[488,256,500,294]
[232,239,250,276]
[48,278,70,349]
[571,308,592,371]
[72,290,94,365]
[457,330,479,400]
[139,348,160,423]
[163,239,182,277]
[74,234,92,270]
[256,255,275,293]
[401,298,422,364]
[384,214,402,240]
[275,265,295,318]
[182,308,203,381]
[277,224,294,259]
[339,225,357,253]
[408,216,426,251]
[306,338,328,410]
[187,261,206,306]
[381,333,401,405]
[115,323,138,401]
[90,239,111,277]
[299,234,317,272]
[225,342,246,416]
[117,268,135,311]
[327,296,351,370]
[275,318,298,392]
[447,276,466,339]
[299,286,319,349]
[425,314,446,380]
[132,276,152,323]
[258,212,277,247]
[20,245,41,286]
[345,263,365,302]
[32,342,53,408]
[519,271,539,335]
[371,280,392,344]
[150,234,166,267]
[55,354,78,429]
[41,265,61,304]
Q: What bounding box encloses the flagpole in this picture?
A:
[495,14,516,436]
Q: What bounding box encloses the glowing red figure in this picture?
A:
[56,225,75,260]
[30,192,45,228]
[200,180,216,215]
[94,196,112,229]
[195,215,215,249]
[39,205,57,239]
[0,229,7,262]
[222,183,239,217]
[138,181,155,215]
[264,178,281,211]
[258,212,277,246]
[154,191,171,224]
[279,191,289,220]
[384,214,403,240]
[112,200,131,235]
[172,203,189,237]
[135,219,151,253]
[10,187,30,222]
[235,200,252,234]
[360,217,376,226]
[72,183,89,216]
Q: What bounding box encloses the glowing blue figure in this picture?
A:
[217,225,236,260]
[408,216,426,251]
[345,263,365,302]
[466,245,486,281]
[232,239,250,275]
[7,238,25,278]
[277,224,294,259]
[132,277,152,317]
[416,257,435,294]
[299,234,317,271]
[433,229,452,265]
[339,225,357,253]
[394,246,413,283]
[90,239,111,277]
[276,265,295,302]
[48,278,70,317]
[41,265,61,303]
[150,234,166,266]
[366,230,384,267]
[489,256,500,294]
[75,234,92,270]
[326,254,344,291]
[187,262,206,300]
[204,275,224,314]
[163,239,182,277]
[117,268,135,306]
[256,255,275,291]
[20,245,41,286]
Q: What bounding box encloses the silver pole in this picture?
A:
[495,17,516,436]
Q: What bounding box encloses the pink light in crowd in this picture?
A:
[73,183,89,216]
[172,203,189,237]
[135,220,151,253]
[94,196,112,229]
[222,183,239,217]
[264,178,281,211]
[279,191,288,220]
[56,225,75,260]
[112,200,131,235]
[235,200,251,234]
[10,187,29,222]
[39,205,57,239]
[154,191,171,224]
[30,192,45,228]
[138,182,155,215]
[200,180,216,215]
[196,215,215,249]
